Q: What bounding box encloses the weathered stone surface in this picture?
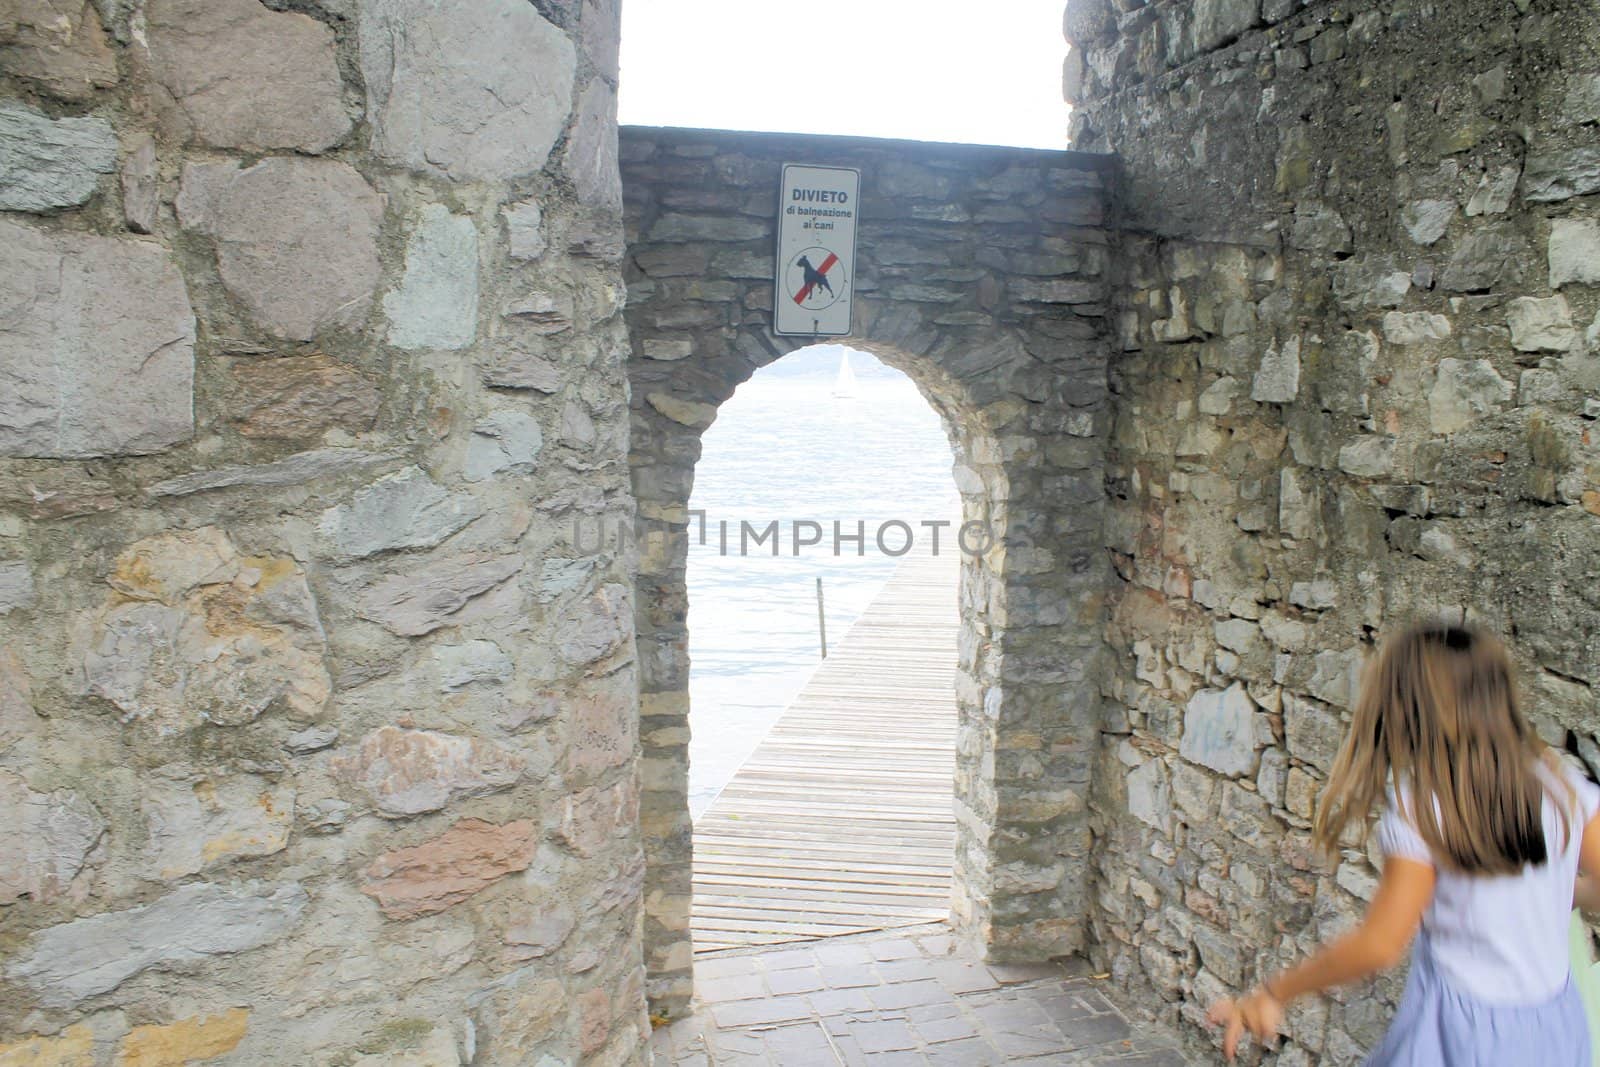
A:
[1507,295,1576,352]
[1283,694,1343,773]
[503,197,546,260]
[565,79,622,210]
[118,1009,250,1067]
[1289,201,1350,253]
[1550,218,1600,288]
[0,100,115,211]
[1126,758,1171,832]
[144,0,349,151]
[1338,436,1395,477]
[558,583,630,666]
[0,770,103,904]
[335,726,525,816]
[1382,311,1451,345]
[558,778,638,856]
[1400,198,1454,245]
[0,1024,94,1066]
[1191,0,1259,54]
[463,411,544,482]
[385,204,480,350]
[320,467,482,560]
[0,219,195,458]
[1465,164,1519,216]
[645,392,717,429]
[144,775,294,879]
[178,157,383,341]
[0,647,35,752]
[1523,145,1600,202]
[481,344,563,391]
[149,449,398,497]
[1251,336,1300,403]
[0,0,117,100]
[355,552,522,636]
[358,0,576,182]
[120,132,158,233]
[284,724,338,754]
[84,528,330,733]
[6,881,307,1007]
[231,355,382,439]
[1439,226,1529,291]
[1179,684,1257,777]
[435,640,512,691]
[567,690,634,776]
[1429,358,1512,433]
[361,818,537,918]
[341,1026,461,1067]
[0,559,35,614]
[1308,648,1365,709]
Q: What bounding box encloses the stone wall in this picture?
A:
[1067,0,1600,1062]
[0,1,646,1064]
[618,126,1117,1016]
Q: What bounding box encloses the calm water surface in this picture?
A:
[687,345,961,816]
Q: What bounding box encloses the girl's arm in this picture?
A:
[1208,856,1435,1060]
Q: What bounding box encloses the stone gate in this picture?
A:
[618,126,1117,1014]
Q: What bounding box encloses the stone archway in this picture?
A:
[619,127,1116,1016]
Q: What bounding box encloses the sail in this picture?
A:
[833,348,857,398]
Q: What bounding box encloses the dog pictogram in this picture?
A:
[786,247,844,310]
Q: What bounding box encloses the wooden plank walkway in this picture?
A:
[692,550,960,953]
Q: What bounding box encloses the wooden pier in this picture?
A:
[691,550,960,953]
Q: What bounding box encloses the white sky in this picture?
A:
[618,1,1070,150]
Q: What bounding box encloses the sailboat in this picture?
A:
[832,347,857,399]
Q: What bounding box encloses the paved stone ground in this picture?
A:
[650,923,1192,1065]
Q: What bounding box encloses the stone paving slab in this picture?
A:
[651,923,1191,1066]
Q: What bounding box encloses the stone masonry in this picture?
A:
[1067,0,1600,1062]
[0,0,646,1063]
[620,127,1116,1019]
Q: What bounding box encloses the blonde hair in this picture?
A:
[1313,622,1566,875]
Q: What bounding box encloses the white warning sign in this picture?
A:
[774,163,859,336]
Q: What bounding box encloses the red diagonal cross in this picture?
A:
[792,252,840,305]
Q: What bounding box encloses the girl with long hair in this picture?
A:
[1208,622,1600,1063]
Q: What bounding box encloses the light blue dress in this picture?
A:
[1365,931,1590,1065]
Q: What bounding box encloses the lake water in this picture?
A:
[686,345,962,817]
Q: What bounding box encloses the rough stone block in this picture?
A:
[463,411,545,482]
[6,881,307,1007]
[359,0,575,182]
[1284,693,1344,772]
[0,0,117,100]
[1126,758,1172,832]
[1439,225,1529,291]
[559,778,638,857]
[434,640,513,691]
[354,552,522,636]
[361,817,537,919]
[1428,358,1512,433]
[334,725,525,817]
[0,100,115,211]
[144,0,350,151]
[385,204,480,350]
[0,219,194,458]
[118,1009,250,1067]
[1399,199,1454,246]
[1524,145,1600,202]
[1382,311,1451,345]
[503,197,546,260]
[1507,295,1576,352]
[0,1024,94,1065]
[0,559,35,615]
[143,775,294,879]
[566,79,622,210]
[230,354,381,439]
[178,157,383,341]
[320,467,482,560]
[0,770,103,904]
[1550,219,1600,288]
[84,528,330,733]
[120,132,158,233]
[1180,684,1258,777]
[150,450,396,499]
[1251,336,1301,403]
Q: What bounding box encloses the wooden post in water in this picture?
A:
[815,576,827,659]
